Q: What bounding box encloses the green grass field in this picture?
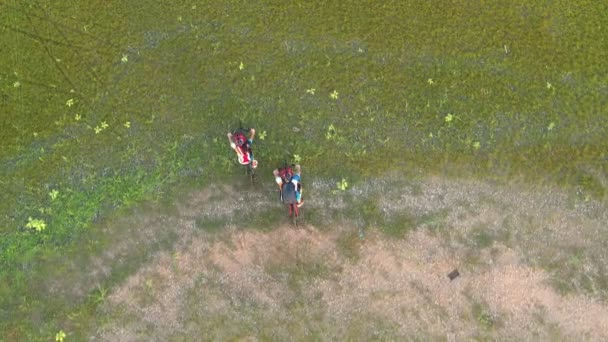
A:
[1,1,607,340]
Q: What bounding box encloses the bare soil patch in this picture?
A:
[95,229,607,340]
[86,176,607,340]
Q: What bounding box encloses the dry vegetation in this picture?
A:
[82,176,608,341]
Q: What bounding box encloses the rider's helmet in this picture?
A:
[233,130,248,147]
[279,165,294,182]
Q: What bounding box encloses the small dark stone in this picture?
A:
[448,269,460,281]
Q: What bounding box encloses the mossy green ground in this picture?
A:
[1,1,607,339]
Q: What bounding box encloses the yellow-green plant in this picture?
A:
[95,121,110,134]
[92,285,108,304]
[49,189,59,200]
[26,217,46,231]
[55,330,66,342]
[326,124,337,140]
[337,178,348,191]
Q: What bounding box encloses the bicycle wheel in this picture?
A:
[291,203,299,226]
[245,163,255,186]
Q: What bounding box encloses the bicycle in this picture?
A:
[245,158,256,186]
[288,200,300,226]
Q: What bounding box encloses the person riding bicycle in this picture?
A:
[227,127,258,169]
[273,164,303,207]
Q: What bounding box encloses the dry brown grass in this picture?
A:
[77,175,608,340]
